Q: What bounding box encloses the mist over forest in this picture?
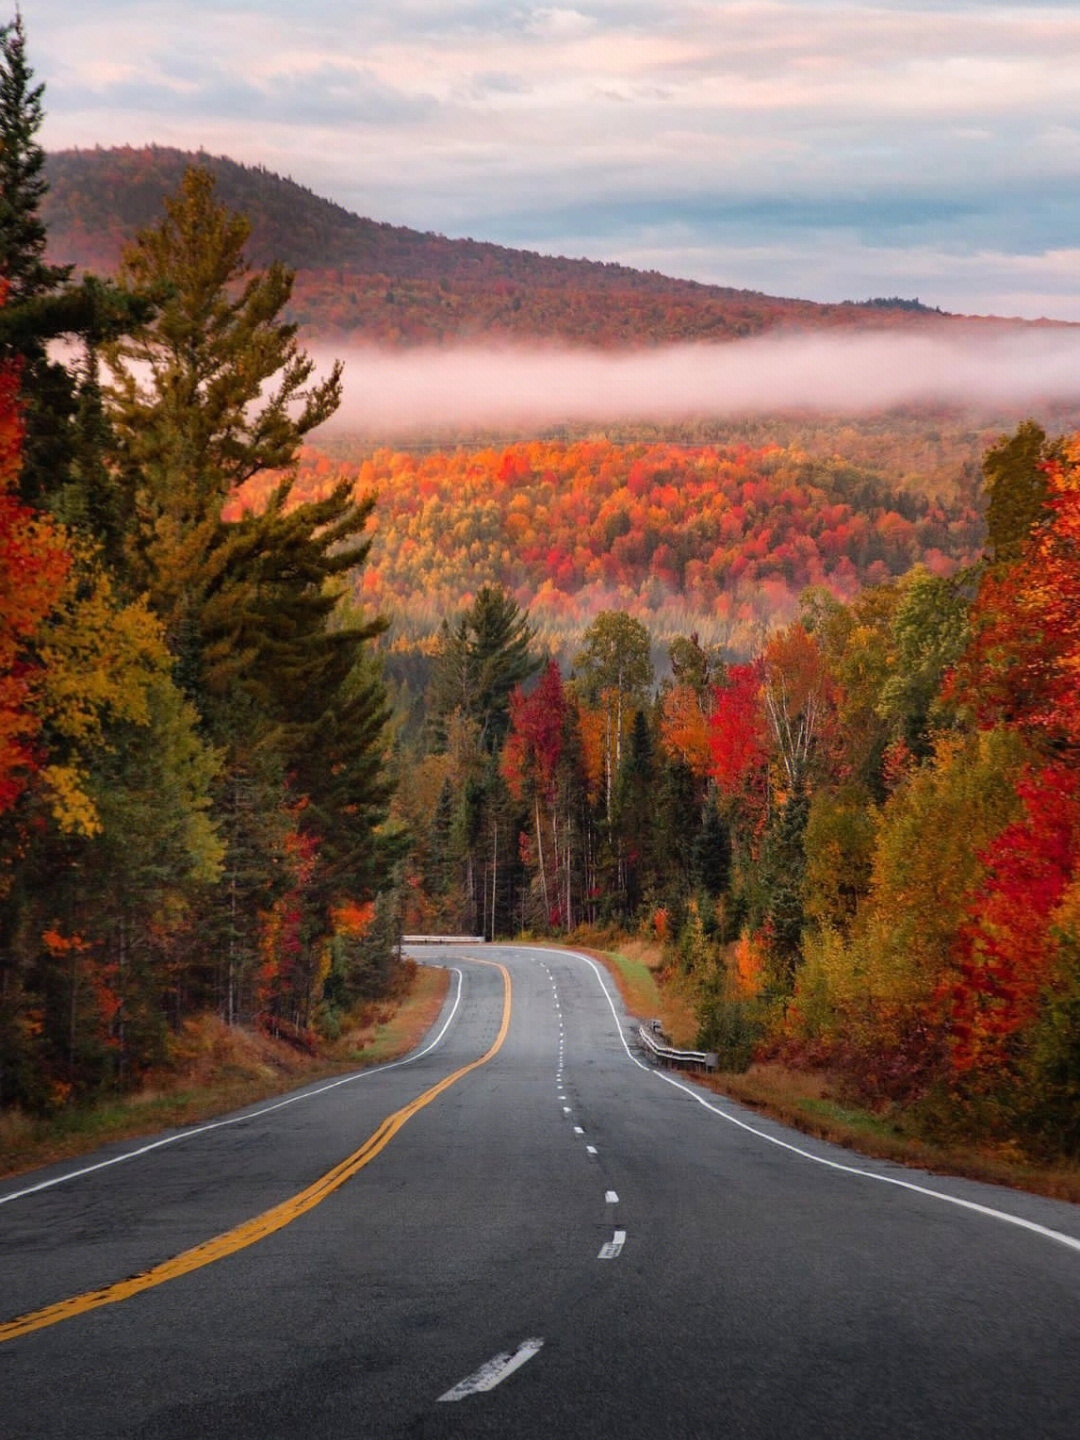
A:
[314,329,1080,438]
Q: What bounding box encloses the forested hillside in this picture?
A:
[41,146,967,348]
[268,438,985,659]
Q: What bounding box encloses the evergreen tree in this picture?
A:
[0,17,152,517]
[99,166,394,1019]
[613,709,656,917]
[0,14,67,305]
[761,784,810,989]
[692,792,732,902]
[425,778,456,898]
[983,419,1055,567]
[0,12,76,511]
[103,165,341,625]
[430,584,539,753]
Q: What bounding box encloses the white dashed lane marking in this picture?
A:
[437,1339,545,1402]
[598,1230,627,1260]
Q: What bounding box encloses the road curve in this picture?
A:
[1,943,1077,1439]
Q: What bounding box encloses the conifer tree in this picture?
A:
[100,166,394,1019]
[0,15,151,518]
[103,165,341,632]
[0,14,67,305]
[0,11,74,511]
[983,419,1055,567]
[430,584,539,753]
[613,708,657,916]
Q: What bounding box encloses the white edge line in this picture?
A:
[538,947,1080,1259]
[437,1338,544,1401]
[0,967,467,1208]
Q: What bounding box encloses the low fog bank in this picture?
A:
[316,329,1080,437]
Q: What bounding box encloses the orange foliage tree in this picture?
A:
[0,354,70,817]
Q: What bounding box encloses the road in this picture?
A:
[1,943,1078,1439]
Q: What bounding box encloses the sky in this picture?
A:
[24,1,1080,322]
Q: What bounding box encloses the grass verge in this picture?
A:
[0,963,451,1183]
[541,930,698,1046]
[701,1062,1080,1204]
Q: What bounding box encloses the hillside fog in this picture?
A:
[315,329,1080,437]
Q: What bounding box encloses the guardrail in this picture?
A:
[637,1023,717,1073]
[402,934,487,944]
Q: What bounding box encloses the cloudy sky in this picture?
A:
[25,1,1080,320]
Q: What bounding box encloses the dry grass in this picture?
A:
[330,964,450,1065]
[0,964,452,1182]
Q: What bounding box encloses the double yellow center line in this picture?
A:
[0,959,511,1345]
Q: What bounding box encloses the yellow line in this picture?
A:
[0,959,511,1345]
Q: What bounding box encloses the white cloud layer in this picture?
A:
[317,330,1080,435]
[24,2,1080,319]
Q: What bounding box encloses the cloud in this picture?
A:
[313,329,1080,438]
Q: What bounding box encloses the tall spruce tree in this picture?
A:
[0,13,66,305]
[0,10,73,511]
[430,584,539,753]
[0,14,151,518]
[101,166,395,1020]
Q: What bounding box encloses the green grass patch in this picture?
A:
[600,949,664,1015]
[796,1097,902,1141]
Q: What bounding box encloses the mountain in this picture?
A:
[44,145,963,349]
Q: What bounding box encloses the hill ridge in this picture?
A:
[42,146,1052,348]
[43,144,766,295]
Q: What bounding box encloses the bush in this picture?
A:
[696,990,765,1072]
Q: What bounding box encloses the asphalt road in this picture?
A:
[1,944,1078,1440]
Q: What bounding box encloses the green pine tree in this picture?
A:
[102,165,341,624]
[0,17,152,518]
[983,419,1057,567]
[96,166,396,1019]
[430,584,539,753]
[0,13,68,304]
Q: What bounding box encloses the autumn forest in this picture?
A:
[3,16,1080,1166]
